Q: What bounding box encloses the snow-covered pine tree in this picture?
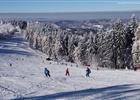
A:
[125,14,138,69]
[96,28,114,68]
[132,25,140,69]
[111,19,126,69]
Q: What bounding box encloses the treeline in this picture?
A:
[22,16,138,69]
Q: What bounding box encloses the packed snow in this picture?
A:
[0,32,140,100]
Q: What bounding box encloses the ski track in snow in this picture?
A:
[0,32,140,100]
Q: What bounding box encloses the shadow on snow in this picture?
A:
[0,33,32,56]
[0,34,27,48]
[0,48,32,56]
[13,84,140,100]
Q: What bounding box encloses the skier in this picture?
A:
[44,67,50,77]
[65,68,70,76]
[133,64,138,71]
[86,67,91,77]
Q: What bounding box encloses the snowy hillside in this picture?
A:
[0,23,17,39]
[0,32,140,100]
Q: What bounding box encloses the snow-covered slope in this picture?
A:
[0,32,140,100]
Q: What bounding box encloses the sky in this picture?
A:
[0,0,140,13]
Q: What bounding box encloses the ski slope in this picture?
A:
[0,32,140,100]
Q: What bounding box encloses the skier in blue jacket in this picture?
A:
[86,67,91,77]
[44,67,50,77]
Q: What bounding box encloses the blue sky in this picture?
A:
[0,0,140,12]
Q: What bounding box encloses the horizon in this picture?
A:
[0,11,139,20]
[0,10,140,13]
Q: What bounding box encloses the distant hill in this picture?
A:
[0,11,140,20]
